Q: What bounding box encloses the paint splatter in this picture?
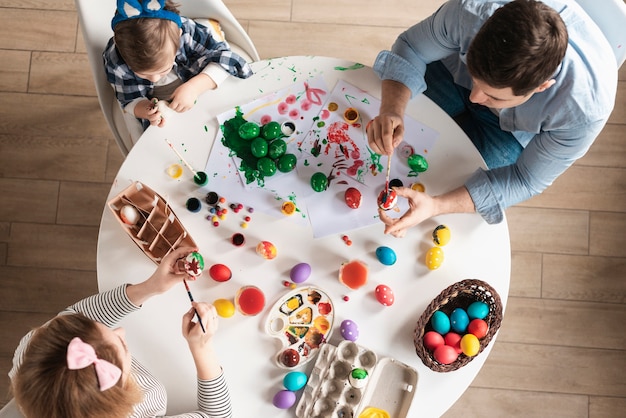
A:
[334,63,365,71]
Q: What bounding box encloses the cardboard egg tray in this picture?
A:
[296,340,418,418]
[107,181,197,264]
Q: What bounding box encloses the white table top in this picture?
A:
[97,56,510,417]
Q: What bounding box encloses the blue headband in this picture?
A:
[111,0,182,30]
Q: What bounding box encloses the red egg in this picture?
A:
[377,188,397,210]
[468,319,489,339]
[374,284,394,306]
[433,345,459,365]
[280,348,300,367]
[423,331,444,351]
[209,264,232,282]
[444,332,463,354]
[344,187,362,209]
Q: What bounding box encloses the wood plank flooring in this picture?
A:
[1,0,624,416]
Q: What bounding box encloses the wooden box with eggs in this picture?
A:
[107,181,198,264]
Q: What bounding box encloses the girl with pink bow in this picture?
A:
[9,247,231,418]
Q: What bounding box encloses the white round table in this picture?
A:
[97,56,510,417]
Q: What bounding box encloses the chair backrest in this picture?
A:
[0,399,23,418]
[574,0,626,67]
[75,0,260,156]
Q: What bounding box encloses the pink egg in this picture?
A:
[433,345,459,365]
[272,390,296,409]
[375,284,395,306]
[423,331,444,351]
[444,332,463,354]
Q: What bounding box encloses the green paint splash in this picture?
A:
[334,63,365,71]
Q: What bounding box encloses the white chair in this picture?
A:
[574,0,626,67]
[75,0,260,156]
[0,399,22,418]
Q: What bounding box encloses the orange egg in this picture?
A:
[468,318,489,339]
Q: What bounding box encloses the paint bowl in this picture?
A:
[166,163,183,179]
[193,171,209,186]
[186,197,201,213]
[235,285,266,316]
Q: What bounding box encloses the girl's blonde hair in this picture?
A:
[113,0,182,73]
[12,314,143,418]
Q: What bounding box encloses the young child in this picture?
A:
[103,0,253,135]
[9,247,232,418]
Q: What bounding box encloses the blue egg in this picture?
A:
[467,301,490,320]
[430,310,450,334]
[375,246,397,266]
[283,371,308,392]
[450,308,470,333]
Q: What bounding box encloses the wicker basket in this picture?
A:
[414,279,503,372]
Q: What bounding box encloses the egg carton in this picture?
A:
[108,181,197,264]
[295,340,418,418]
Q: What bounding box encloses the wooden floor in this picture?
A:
[1,0,625,416]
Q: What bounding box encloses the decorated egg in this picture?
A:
[444,332,463,354]
[250,137,268,158]
[425,246,444,270]
[213,298,235,318]
[208,263,232,282]
[261,121,282,140]
[468,318,489,339]
[277,153,297,173]
[423,331,445,351]
[375,284,395,306]
[432,224,451,246]
[235,286,265,316]
[257,157,277,177]
[433,344,458,365]
[119,205,140,225]
[290,262,311,283]
[256,241,277,260]
[460,333,480,357]
[375,246,397,266]
[344,187,362,209]
[310,172,328,192]
[467,301,490,320]
[238,121,260,139]
[184,252,204,278]
[279,348,300,367]
[338,260,368,290]
[268,139,287,159]
[348,368,369,389]
[430,310,450,335]
[407,154,428,172]
[450,308,470,333]
[340,319,359,341]
[377,188,397,210]
[283,371,308,392]
[272,390,296,409]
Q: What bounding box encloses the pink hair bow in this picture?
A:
[66,337,122,391]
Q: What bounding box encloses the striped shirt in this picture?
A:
[9,285,232,418]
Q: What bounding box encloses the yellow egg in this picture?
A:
[425,246,444,270]
[214,298,235,318]
[460,333,480,357]
[432,224,451,246]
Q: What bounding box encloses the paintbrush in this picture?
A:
[385,152,392,192]
[183,279,206,333]
[164,138,199,177]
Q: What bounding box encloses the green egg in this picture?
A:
[238,121,260,140]
[250,137,268,158]
[257,157,277,177]
[408,154,429,172]
[310,172,328,192]
[277,153,297,173]
[261,121,282,140]
[268,139,287,159]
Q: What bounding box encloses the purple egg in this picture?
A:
[340,319,359,341]
[290,262,312,283]
[273,390,296,409]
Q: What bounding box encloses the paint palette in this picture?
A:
[108,181,197,264]
[295,341,418,418]
[265,286,335,369]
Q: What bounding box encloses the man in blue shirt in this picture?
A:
[368,0,617,236]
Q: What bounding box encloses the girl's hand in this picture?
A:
[169,74,217,112]
[134,99,165,127]
[182,302,218,344]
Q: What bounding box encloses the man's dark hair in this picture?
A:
[466,0,568,96]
